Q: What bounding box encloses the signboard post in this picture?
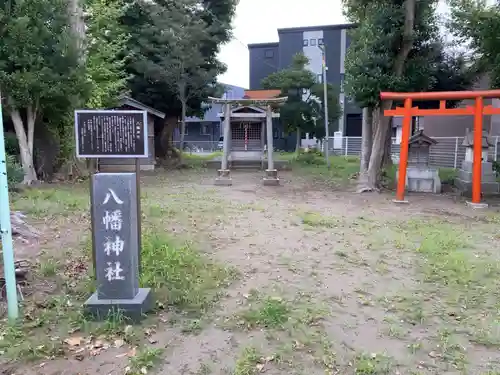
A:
[74,110,151,320]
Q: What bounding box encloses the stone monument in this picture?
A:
[84,173,152,321]
[454,130,499,197]
[397,130,441,193]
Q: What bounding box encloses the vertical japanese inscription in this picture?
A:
[92,173,139,300]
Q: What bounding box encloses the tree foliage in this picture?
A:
[123,0,235,116]
[84,0,130,108]
[448,0,500,88]
[261,53,341,142]
[0,0,86,183]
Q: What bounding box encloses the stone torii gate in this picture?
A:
[208,96,288,186]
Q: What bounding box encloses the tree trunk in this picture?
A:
[10,109,38,184]
[358,0,416,192]
[357,107,373,192]
[382,117,393,167]
[359,107,373,172]
[295,127,301,153]
[179,99,187,154]
[158,116,180,162]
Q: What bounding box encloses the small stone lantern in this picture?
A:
[462,130,492,163]
[398,130,441,193]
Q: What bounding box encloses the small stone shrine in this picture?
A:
[397,130,441,193]
[455,130,500,196]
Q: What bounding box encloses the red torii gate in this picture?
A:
[380,90,500,205]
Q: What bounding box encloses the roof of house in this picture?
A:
[117,96,166,119]
[243,90,281,99]
[185,84,247,123]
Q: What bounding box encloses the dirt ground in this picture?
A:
[2,169,500,375]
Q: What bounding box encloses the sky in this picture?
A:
[217,0,452,89]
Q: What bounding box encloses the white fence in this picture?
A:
[327,136,500,169]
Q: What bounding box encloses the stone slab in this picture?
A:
[215,177,233,186]
[460,160,494,174]
[92,173,139,300]
[392,199,409,204]
[84,288,153,322]
[466,201,489,209]
[263,178,280,186]
[457,169,497,183]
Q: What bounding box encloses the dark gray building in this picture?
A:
[248,24,363,137]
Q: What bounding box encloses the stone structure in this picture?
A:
[455,130,500,196]
[397,130,441,193]
[208,96,287,186]
[84,173,152,321]
[397,130,441,194]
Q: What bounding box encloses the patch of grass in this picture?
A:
[234,347,262,375]
[300,211,342,228]
[353,352,393,374]
[140,231,239,314]
[292,155,360,184]
[182,152,222,168]
[38,258,59,277]
[11,186,88,217]
[239,296,291,329]
[127,347,164,375]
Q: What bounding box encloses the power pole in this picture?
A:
[319,44,330,168]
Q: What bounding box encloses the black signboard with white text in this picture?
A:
[75,110,148,158]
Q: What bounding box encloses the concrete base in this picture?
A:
[392,199,409,204]
[263,169,279,186]
[214,169,232,186]
[454,178,500,197]
[397,167,441,193]
[466,201,489,209]
[84,288,153,322]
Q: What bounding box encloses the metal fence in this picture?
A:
[327,136,500,169]
[172,140,220,153]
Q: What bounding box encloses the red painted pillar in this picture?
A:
[396,98,412,202]
[472,97,483,204]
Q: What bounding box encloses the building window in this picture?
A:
[200,123,210,135]
[310,39,316,46]
[318,38,324,46]
[317,74,322,83]
[303,39,308,47]
[264,49,274,58]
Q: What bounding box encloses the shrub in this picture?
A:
[493,160,500,177]
[295,150,325,165]
[6,154,23,188]
[4,132,19,157]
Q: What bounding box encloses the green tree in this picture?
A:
[123,0,236,158]
[261,53,341,151]
[449,0,500,87]
[85,0,130,108]
[0,0,85,184]
[343,0,474,191]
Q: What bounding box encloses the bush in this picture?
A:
[493,160,500,177]
[295,149,325,165]
[6,154,23,188]
[4,132,19,157]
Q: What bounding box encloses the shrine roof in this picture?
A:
[408,130,437,145]
[208,96,287,106]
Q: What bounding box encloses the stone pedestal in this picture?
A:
[85,288,153,322]
[263,169,279,186]
[215,169,232,186]
[454,160,499,197]
[398,167,441,193]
